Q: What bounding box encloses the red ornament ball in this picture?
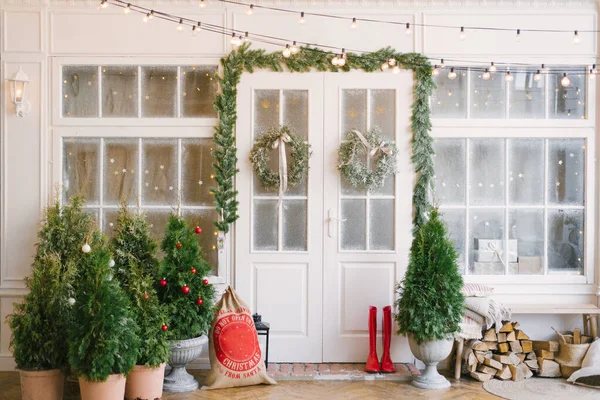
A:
[143,293,149,300]
[182,285,190,294]
[191,267,197,274]
[160,278,167,287]
[196,297,203,305]
[161,323,168,332]
[195,226,202,234]
[203,278,209,285]
[176,242,182,249]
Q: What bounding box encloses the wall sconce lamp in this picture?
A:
[8,67,31,117]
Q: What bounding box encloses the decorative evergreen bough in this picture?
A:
[394,208,465,344]
[213,43,435,234]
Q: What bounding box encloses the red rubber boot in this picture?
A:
[380,305,396,373]
[365,306,380,373]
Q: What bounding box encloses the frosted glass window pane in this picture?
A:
[103,139,138,205]
[182,139,215,206]
[101,66,138,118]
[143,209,172,244]
[469,209,505,275]
[548,209,584,274]
[433,139,466,205]
[510,70,545,119]
[469,139,505,205]
[85,208,100,225]
[549,69,586,119]
[183,209,219,272]
[440,209,466,275]
[282,90,308,140]
[141,66,177,118]
[508,139,544,205]
[102,209,120,237]
[341,199,366,250]
[509,209,544,275]
[369,199,394,250]
[254,90,280,138]
[369,89,395,140]
[142,140,178,206]
[282,200,307,251]
[431,70,467,118]
[181,66,218,118]
[470,70,506,118]
[284,143,308,196]
[62,138,100,205]
[371,174,394,196]
[548,139,585,205]
[341,148,367,196]
[341,89,367,134]
[62,66,98,117]
[253,200,278,251]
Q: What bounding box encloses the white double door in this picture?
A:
[236,71,414,362]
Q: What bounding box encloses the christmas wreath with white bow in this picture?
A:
[338,128,398,191]
[250,126,311,195]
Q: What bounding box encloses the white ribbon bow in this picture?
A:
[272,132,291,207]
[484,242,505,267]
[352,129,393,158]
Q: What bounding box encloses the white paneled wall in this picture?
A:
[0,0,598,369]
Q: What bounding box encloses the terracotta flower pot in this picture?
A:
[125,363,166,400]
[408,333,454,390]
[19,369,64,400]
[78,374,126,400]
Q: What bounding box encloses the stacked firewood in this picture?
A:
[463,321,563,381]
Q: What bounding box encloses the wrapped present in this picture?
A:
[473,239,518,262]
[472,261,518,275]
[517,256,543,275]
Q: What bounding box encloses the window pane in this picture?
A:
[102,208,120,237]
[548,139,585,206]
[509,139,544,205]
[469,139,505,206]
[253,200,278,251]
[371,174,394,196]
[183,209,219,272]
[548,209,584,275]
[441,209,466,275]
[340,150,367,196]
[433,139,466,205]
[341,199,366,250]
[369,89,395,141]
[104,139,138,206]
[469,209,505,275]
[182,139,215,206]
[141,66,177,118]
[509,69,545,119]
[549,69,586,119]
[181,66,218,118]
[341,89,367,134]
[63,66,98,117]
[470,69,506,118]
[254,90,280,138]
[282,200,307,251]
[509,209,544,275]
[142,139,178,206]
[143,209,172,244]
[369,199,394,250]
[431,70,467,118]
[62,138,100,205]
[282,90,308,140]
[101,66,138,118]
[85,208,100,225]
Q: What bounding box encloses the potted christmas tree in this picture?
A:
[112,204,170,400]
[68,231,140,400]
[7,197,96,400]
[395,208,464,389]
[158,215,215,392]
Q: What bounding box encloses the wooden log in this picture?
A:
[573,328,581,344]
[510,341,523,354]
[537,358,561,378]
[478,365,498,375]
[525,359,539,370]
[474,351,486,364]
[521,340,533,353]
[534,349,555,360]
[484,358,503,370]
[498,342,510,353]
[562,335,574,344]
[521,363,534,379]
[469,340,489,351]
[532,341,559,352]
[509,364,525,381]
[463,349,477,366]
[496,365,512,380]
[500,322,515,333]
[512,322,521,330]
[506,331,517,342]
[493,354,512,365]
[515,330,530,340]
[498,333,508,343]
[470,371,493,382]
[526,351,536,360]
[483,328,497,342]
[581,335,593,344]
[509,352,522,366]
[484,341,498,350]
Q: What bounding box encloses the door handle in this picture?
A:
[327,209,347,238]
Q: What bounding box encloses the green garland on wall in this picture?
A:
[212,43,435,234]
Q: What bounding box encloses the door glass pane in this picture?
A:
[340,149,367,196]
[253,200,278,251]
[509,139,544,205]
[183,209,219,272]
[101,66,138,118]
[369,199,394,250]
[469,208,505,275]
[470,70,506,118]
[548,209,584,275]
[62,66,98,117]
[549,70,586,119]
[181,66,218,118]
[441,209,466,275]
[341,199,366,250]
[509,209,544,275]
[548,139,585,205]
[282,90,308,140]
[433,139,466,205]
[469,139,505,206]
[341,89,367,134]
[182,139,215,206]
[141,66,177,118]
[284,138,308,197]
[369,89,395,140]
[282,200,307,251]
[431,70,467,118]
[254,90,280,138]
[510,69,545,119]
[62,138,100,205]
[104,139,138,206]
[371,174,394,196]
[142,139,178,206]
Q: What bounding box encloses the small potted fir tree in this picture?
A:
[68,232,140,400]
[395,208,464,389]
[112,205,170,400]
[7,197,95,400]
[158,215,215,392]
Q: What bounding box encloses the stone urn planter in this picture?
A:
[408,334,454,389]
[78,374,126,400]
[125,363,166,400]
[19,369,64,400]
[163,335,207,392]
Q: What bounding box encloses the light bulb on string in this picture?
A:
[243,31,250,42]
[516,29,521,42]
[143,13,150,22]
[589,68,595,79]
[177,19,184,32]
[573,30,580,44]
[124,3,131,14]
[541,64,547,73]
[282,44,292,58]
[290,41,299,54]
[405,23,411,35]
[459,26,466,41]
[351,18,357,29]
[432,65,439,76]
[331,55,339,66]
[392,65,400,74]
[381,62,389,70]
[505,70,513,83]
[338,50,347,67]
[388,58,396,66]
[439,58,445,69]
[199,0,206,8]
[482,69,490,80]
[231,33,241,47]
[447,68,457,80]
[592,64,597,74]
[149,10,154,20]
[489,62,496,73]
[299,12,305,24]
[247,4,254,15]
[100,0,108,9]
[192,23,200,37]
[534,70,542,82]
[561,73,571,87]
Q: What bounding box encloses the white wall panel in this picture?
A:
[2,10,43,53]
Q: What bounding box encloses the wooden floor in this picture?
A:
[0,370,499,400]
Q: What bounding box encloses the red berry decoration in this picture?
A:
[143,293,149,300]
[182,285,190,294]
[176,242,182,249]
[161,323,168,332]
[203,278,209,285]
[160,278,167,287]
[195,226,202,234]
[191,267,197,274]
[196,297,203,305]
